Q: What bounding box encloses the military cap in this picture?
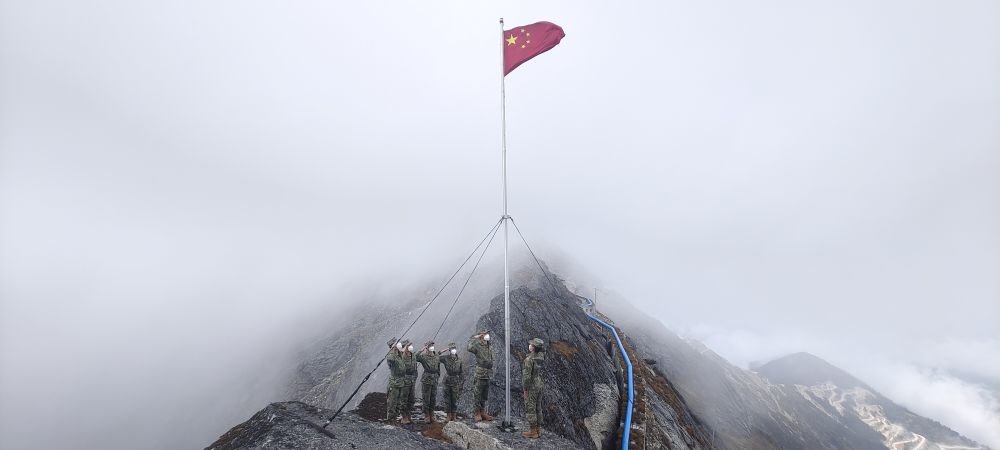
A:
[448,342,457,349]
[529,338,544,347]
[387,337,398,347]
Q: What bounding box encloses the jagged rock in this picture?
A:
[583,383,619,449]
[442,420,579,449]
[205,401,452,449]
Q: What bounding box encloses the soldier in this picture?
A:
[385,338,405,423]
[416,341,442,423]
[440,342,464,421]
[467,330,494,422]
[401,339,418,424]
[521,337,545,438]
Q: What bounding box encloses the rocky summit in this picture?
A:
[208,264,987,450]
[206,401,451,450]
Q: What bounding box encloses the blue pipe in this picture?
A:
[580,296,633,449]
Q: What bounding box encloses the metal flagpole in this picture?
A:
[499,16,513,431]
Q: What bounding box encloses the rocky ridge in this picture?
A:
[212,264,712,449]
[208,263,986,450]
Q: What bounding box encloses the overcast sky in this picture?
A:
[1,1,998,449]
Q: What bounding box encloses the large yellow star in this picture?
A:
[506,34,518,46]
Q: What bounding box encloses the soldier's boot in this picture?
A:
[401,414,412,425]
[447,412,455,421]
[480,410,494,421]
[473,409,484,422]
[522,425,541,439]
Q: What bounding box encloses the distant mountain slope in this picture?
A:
[609,296,987,450]
[757,353,988,450]
[755,352,867,388]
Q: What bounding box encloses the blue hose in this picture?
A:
[580,296,633,449]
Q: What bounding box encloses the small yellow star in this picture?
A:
[521,44,526,48]
[506,34,518,46]
[520,28,526,33]
[526,32,531,37]
[526,40,531,44]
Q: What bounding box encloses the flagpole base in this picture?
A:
[498,421,516,432]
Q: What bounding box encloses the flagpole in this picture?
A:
[499,16,513,431]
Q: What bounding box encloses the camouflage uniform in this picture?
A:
[522,338,545,427]
[440,344,464,416]
[416,346,441,417]
[385,340,406,421]
[467,334,493,416]
[402,348,418,415]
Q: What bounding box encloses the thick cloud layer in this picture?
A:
[1,1,997,449]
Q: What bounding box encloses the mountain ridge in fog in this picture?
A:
[209,263,987,449]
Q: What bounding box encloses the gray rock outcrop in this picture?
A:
[442,420,580,449]
[583,383,619,449]
[205,401,452,450]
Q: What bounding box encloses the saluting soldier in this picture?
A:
[385,338,406,423]
[521,337,545,438]
[467,330,494,422]
[400,339,418,424]
[440,342,464,421]
[415,341,442,423]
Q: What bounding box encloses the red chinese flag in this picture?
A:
[503,21,565,76]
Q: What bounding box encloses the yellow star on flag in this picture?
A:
[501,21,565,76]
